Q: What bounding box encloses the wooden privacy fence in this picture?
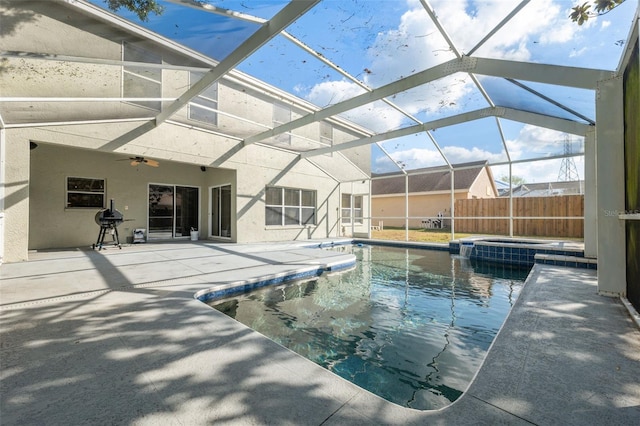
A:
[454,195,584,238]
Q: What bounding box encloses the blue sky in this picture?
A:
[92,0,638,183]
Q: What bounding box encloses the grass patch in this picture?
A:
[369,228,584,244]
[371,228,472,243]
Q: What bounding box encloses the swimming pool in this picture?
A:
[208,244,530,410]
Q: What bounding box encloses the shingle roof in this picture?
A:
[371,161,488,195]
[500,181,584,197]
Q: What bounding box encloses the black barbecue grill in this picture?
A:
[93,199,123,250]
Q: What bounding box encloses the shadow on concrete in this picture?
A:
[1,254,638,425]
[0,290,364,424]
[465,265,640,425]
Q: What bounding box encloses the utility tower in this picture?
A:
[557,134,580,182]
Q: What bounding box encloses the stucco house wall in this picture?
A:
[468,168,497,199]
[371,165,497,229]
[0,1,370,262]
[372,191,470,228]
[22,137,345,251]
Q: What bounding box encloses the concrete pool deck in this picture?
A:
[1,241,639,425]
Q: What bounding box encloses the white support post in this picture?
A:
[0,127,5,264]
[1,131,30,262]
[509,163,514,237]
[584,128,597,258]
[368,179,372,239]
[595,76,626,296]
[405,174,409,242]
[450,170,455,240]
[350,183,356,238]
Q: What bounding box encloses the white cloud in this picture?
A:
[375,123,585,181]
[421,0,582,59]
[427,0,537,59]
[379,146,585,182]
[491,156,584,184]
[375,147,442,171]
[303,75,474,132]
[299,0,585,130]
[305,79,366,106]
[505,125,584,161]
[304,80,408,131]
[303,0,590,179]
[569,47,588,58]
[490,125,585,182]
[377,144,506,172]
[442,145,506,163]
[601,20,611,30]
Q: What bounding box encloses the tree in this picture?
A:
[104,0,164,22]
[500,175,526,186]
[104,0,626,26]
[570,0,625,25]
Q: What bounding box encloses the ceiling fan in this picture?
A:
[120,156,159,168]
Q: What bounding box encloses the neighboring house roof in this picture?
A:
[495,179,510,189]
[500,180,584,197]
[495,180,511,196]
[372,161,489,195]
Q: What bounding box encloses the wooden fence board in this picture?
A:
[455,195,584,238]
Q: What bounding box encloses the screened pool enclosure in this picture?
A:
[0,0,638,298]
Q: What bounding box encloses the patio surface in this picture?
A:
[1,240,639,425]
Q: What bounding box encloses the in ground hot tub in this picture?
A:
[452,237,585,267]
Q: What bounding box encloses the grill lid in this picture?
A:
[95,200,124,226]
[95,208,124,226]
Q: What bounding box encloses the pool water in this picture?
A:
[209,245,529,410]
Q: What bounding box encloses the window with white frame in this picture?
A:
[353,195,363,224]
[188,71,218,125]
[341,194,363,224]
[66,177,105,208]
[272,103,292,145]
[265,186,316,226]
[123,42,162,111]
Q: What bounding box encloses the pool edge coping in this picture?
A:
[190,241,539,416]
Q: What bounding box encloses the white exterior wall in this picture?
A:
[0,1,370,262]
[26,142,213,249]
[2,130,30,262]
[596,76,627,296]
[3,117,364,260]
[218,82,274,137]
[0,128,4,263]
[584,128,597,258]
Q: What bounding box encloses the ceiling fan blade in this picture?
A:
[120,156,157,167]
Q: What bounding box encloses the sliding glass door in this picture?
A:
[149,184,199,238]
[211,185,232,238]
